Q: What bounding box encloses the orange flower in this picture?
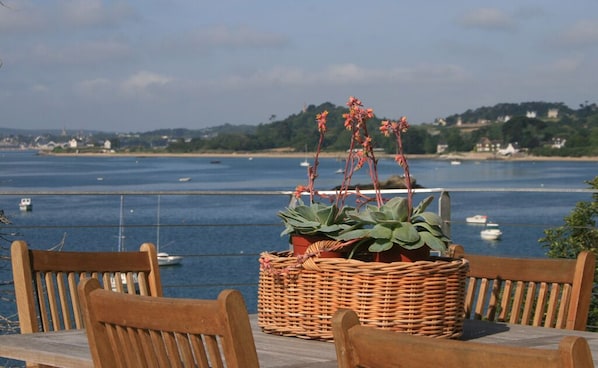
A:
[398,116,409,132]
[293,185,308,199]
[316,110,328,133]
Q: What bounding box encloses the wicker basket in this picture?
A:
[258,241,469,340]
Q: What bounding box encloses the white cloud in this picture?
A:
[76,78,112,95]
[188,25,288,49]
[32,84,49,93]
[458,8,515,31]
[560,19,598,46]
[121,71,173,96]
[30,40,131,66]
[537,57,583,74]
[214,63,468,91]
[61,0,134,27]
[0,2,46,32]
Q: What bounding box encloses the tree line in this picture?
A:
[163,101,598,157]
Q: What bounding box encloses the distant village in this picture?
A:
[0,105,583,157]
[435,108,565,157]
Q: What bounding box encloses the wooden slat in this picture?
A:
[449,245,596,330]
[533,282,549,327]
[10,237,163,368]
[522,281,536,326]
[332,309,595,368]
[78,280,259,368]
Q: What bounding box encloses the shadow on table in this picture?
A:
[460,320,510,341]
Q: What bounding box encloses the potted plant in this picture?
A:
[260,97,467,340]
[339,196,450,262]
[278,96,450,262]
[277,200,357,257]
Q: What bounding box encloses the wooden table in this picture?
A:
[0,317,597,368]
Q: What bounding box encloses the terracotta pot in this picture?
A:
[373,245,430,263]
[290,234,343,258]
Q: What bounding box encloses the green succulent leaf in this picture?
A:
[368,238,394,252]
[419,232,448,252]
[412,196,434,215]
[414,211,444,227]
[391,223,420,243]
[413,222,444,237]
[335,228,371,241]
[369,224,393,240]
[382,197,409,221]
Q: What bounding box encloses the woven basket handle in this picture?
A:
[301,240,342,271]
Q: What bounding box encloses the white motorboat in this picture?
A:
[450,160,462,165]
[466,215,488,224]
[481,223,502,240]
[156,195,182,266]
[158,252,183,266]
[178,177,191,182]
[19,198,32,211]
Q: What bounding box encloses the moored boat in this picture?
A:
[158,252,183,266]
[19,198,32,211]
[481,223,502,240]
[466,214,488,224]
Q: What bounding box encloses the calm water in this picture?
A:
[0,151,596,314]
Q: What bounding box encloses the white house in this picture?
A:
[497,143,519,156]
[547,109,559,119]
[551,138,566,149]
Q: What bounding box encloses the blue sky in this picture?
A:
[1,1,597,132]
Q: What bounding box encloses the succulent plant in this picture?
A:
[278,200,357,238]
[336,195,450,254]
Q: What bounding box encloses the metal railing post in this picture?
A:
[438,190,451,239]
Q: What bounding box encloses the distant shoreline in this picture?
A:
[39,150,598,162]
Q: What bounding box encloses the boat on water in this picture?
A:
[300,144,310,167]
[19,198,32,211]
[450,160,462,165]
[156,195,182,266]
[481,223,502,240]
[466,214,488,224]
[178,177,191,182]
[158,252,183,266]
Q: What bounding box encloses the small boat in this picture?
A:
[300,144,310,167]
[210,160,221,164]
[450,160,462,165]
[19,198,32,211]
[178,177,191,182]
[335,168,345,174]
[158,252,183,266]
[155,195,182,266]
[481,223,502,240]
[466,215,488,224]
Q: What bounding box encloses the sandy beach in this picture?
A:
[44,150,598,162]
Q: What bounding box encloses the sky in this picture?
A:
[1,1,597,133]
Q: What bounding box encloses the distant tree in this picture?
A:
[539,176,598,330]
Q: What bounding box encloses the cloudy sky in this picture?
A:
[1,1,597,132]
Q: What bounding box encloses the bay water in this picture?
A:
[0,151,596,314]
